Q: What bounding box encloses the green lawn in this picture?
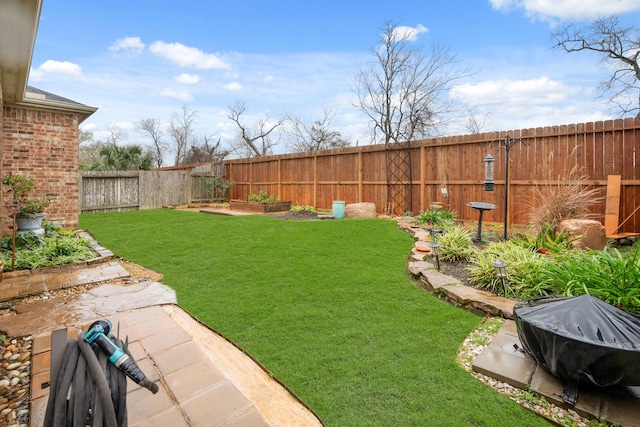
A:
[80,210,548,426]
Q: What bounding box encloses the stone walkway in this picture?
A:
[0,270,322,426]
[397,216,640,427]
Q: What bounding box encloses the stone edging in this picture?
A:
[396,218,516,319]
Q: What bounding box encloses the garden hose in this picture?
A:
[43,332,128,427]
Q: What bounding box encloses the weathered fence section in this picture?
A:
[79,170,191,213]
[223,118,640,233]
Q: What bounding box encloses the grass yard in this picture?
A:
[80,210,548,426]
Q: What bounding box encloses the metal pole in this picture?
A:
[504,135,510,241]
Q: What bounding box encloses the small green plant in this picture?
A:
[1,231,45,250]
[437,226,476,262]
[290,205,316,213]
[512,224,573,254]
[468,241,549,298]
[2,172,50,215]
[416,208,456,227]
[248,190,279,203]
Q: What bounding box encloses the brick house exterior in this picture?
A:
[1,1,97,235]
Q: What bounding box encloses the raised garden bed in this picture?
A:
[230,199,292,213]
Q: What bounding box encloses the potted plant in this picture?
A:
[2,172,50,235]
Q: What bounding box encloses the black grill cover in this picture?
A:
[514,295,640,387]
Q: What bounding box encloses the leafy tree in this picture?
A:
[228,101,284,157]
[354,22,469,144]
[79,129,94,144]
[552,15,640,117]
[79,129,100,170]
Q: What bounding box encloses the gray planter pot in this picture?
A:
[16,212,46,236]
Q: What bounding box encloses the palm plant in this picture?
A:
[89,144,153,171]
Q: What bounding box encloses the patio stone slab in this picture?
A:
[473,346,536,389]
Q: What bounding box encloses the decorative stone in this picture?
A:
[556,219,607,250]
[345,202,376,219]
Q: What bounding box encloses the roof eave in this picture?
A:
[0,0,42,104]
[16,96,98,124]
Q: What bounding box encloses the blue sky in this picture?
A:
[29,0,640,157]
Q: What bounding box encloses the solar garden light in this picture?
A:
[430,241,442,271]
[491,260,508,295]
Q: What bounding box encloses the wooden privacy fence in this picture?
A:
[222,118,640,233]
[78,119,640,234]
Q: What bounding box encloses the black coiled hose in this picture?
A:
[43,332,128,427]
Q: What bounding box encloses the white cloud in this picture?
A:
[489,0,640,21]
[451,77,582,105]
[149,41,231,70]
[449,76,609,132]
[108,37,145,54]
[391,24,428,42]
[175,73,200,84]
[262,74,274,83]
[223,82,242,91]
[155,88,193,101]
[30,60,82,81]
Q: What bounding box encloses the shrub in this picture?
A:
[468,241,550,298]
[527,150,602,229]
[438,226,475,262]
[538,248,640,315]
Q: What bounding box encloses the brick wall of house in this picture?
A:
[1,105,80,235]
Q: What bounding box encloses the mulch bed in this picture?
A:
[265,210,322,220]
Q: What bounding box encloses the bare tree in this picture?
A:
[183,136,230,164]
[354,22,469,145]
[286,105,350,152]
[105,123,126,146]
[227,101,284,157]
[136,118,167,168]
[552,15,640,117]
[169,106,198,165]
[463,106,490,135]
